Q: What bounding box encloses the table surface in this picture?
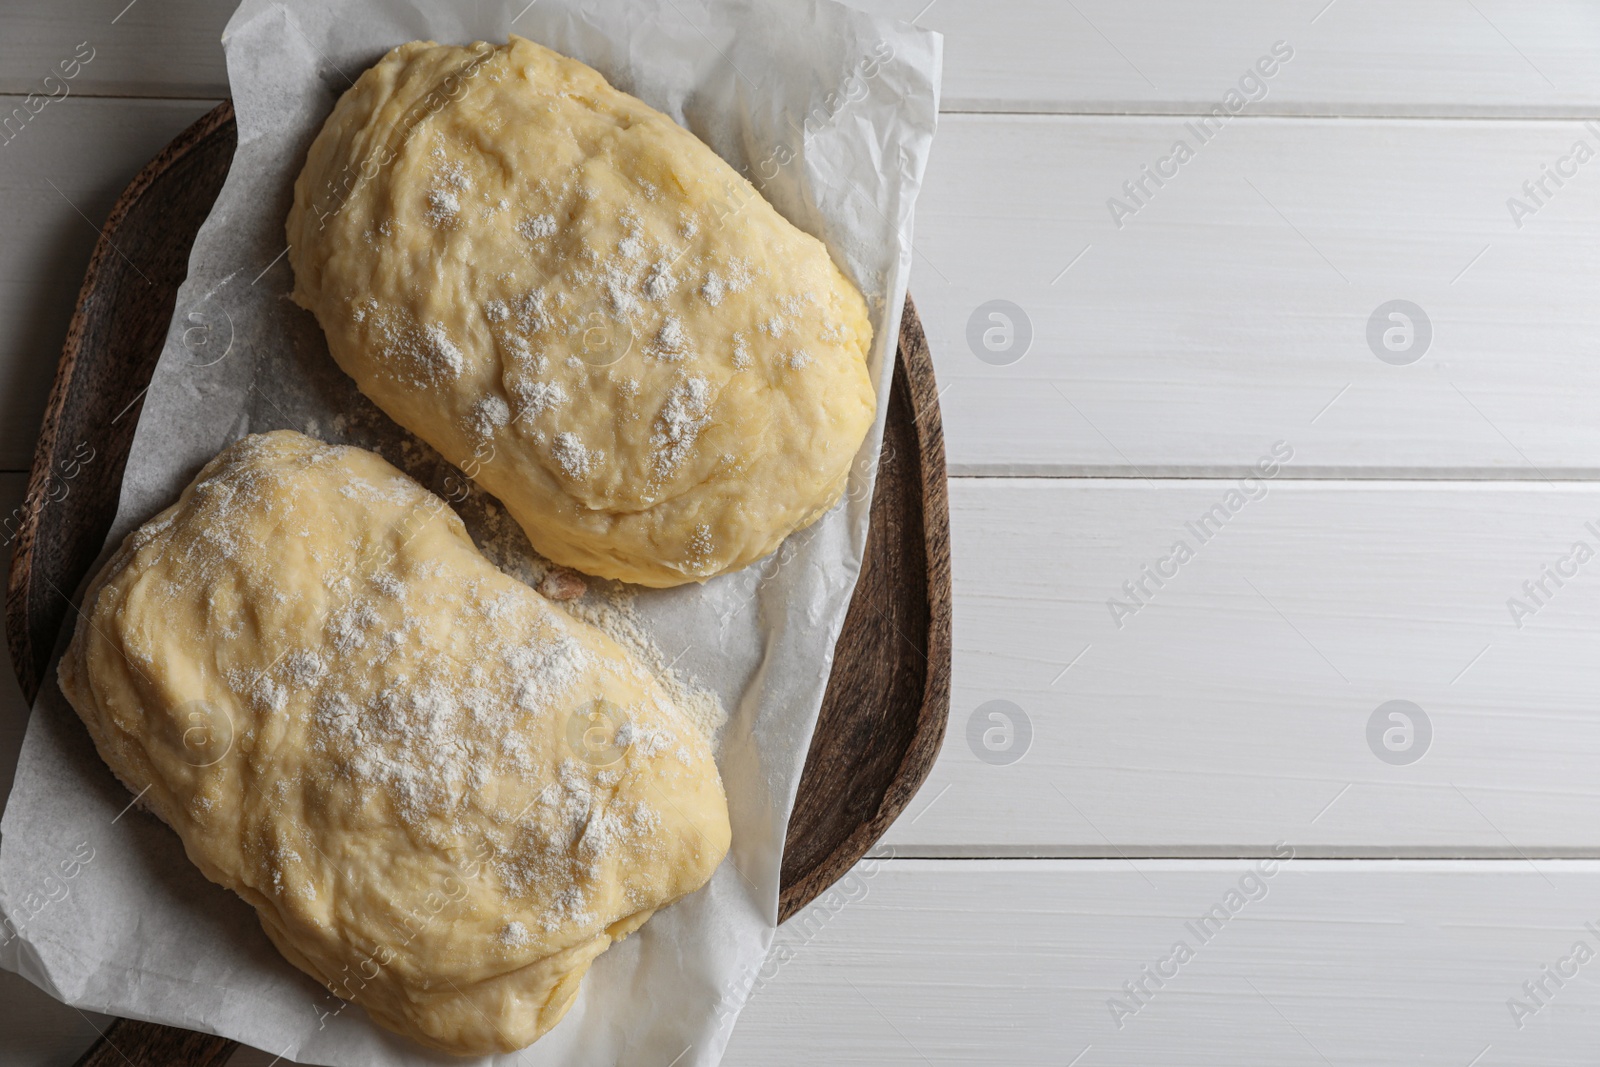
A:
[5,2,1600,1064]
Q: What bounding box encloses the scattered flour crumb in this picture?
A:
[423,323,465,377]
[651,376,712,477]
[426,188,461,226]
[519,214,558,240]
[700,271,727,307]
[643,260,677,301]
[649,315,689,361]
[513,379,568,419]
[497,921,532,947]
[551,432,598,478]
[471,395,512,437]
[284,649,327,686]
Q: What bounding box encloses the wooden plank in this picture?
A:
[0,474,99,1067]
[867,0,1600,117]
[719,859,1600,1066]
[0,969,101,1067]
[914,114,1600,476]
[883,478,1600,853]
[0,97,216,472]
[1,471,35,805]
[4,1,1600,117]
[224,859,1600,1065]
[0,5,226,100]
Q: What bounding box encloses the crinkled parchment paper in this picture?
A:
[0,1,939,1064]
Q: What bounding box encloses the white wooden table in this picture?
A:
[5,2,1600,1064]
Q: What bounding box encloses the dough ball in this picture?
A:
[287,36,877,587]
[58,430,730,1054]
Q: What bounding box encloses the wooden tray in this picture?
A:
[4,102,950,1066]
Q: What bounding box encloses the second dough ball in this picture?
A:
[288,35,877,587]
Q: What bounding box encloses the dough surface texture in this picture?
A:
[287,35,877,587]
[58,430,731,1055]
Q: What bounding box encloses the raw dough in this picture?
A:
[58,430,730,1054]
[287,35,877,587]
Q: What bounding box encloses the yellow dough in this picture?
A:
[57,431,730,1055]
[287,36,877,588]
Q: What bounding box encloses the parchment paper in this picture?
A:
[0,2,939,1064]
